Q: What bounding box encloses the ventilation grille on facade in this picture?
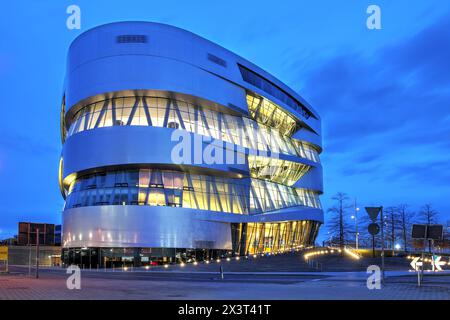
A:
[116,35,148,43]
[207,53,227,67]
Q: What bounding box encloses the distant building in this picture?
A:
[55,225,62,246]
[18,222,55,246]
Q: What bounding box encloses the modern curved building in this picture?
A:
[59,22,323,266]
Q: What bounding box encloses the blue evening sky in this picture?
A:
[1,1,449,240]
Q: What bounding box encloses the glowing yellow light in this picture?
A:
[216,259,221,263]
[205,260,210,264]
[193,261,198,266]
[123,267,128,271]
[144,265,150,270]
[344,248,360,260]
[236,256,240,260]
[164,264,169,268]
[226,258,231,261]
[253,254,257,258]
[180,262,185,267]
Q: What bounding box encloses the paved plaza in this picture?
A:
[1,265,449,300]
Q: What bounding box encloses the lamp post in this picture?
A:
[351,199,360,250]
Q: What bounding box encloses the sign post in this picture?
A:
[36,228,40,279]
[368,223,380,258]
[365,206,384,284]
[411,224,444,286]
[410,257,423,286]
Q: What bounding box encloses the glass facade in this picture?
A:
[66,95,320,163]
[248,155,310,186]
[65,169,322,214]
[238,64,313,120]
[246,92,298,137]
[232,220,320,255]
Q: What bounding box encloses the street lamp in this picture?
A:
[352,200,360,250]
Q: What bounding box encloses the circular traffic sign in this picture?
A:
[368,223,380,235]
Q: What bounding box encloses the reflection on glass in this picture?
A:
[248,155,310,186]
[65,169,321,213]
[67,96,320,163]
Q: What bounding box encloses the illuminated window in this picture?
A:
[248,155,310,186]
[246,93,298,136]
[66,95,320,163]
[238,64,313,120]
[64,169,320,214]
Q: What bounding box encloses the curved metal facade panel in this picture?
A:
[292,166,324,193]
[62,126,249,182]
[63,206,232,249]
[66,55,249,116]
[60,22,324,257]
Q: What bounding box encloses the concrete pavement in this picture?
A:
[1,265,449,300]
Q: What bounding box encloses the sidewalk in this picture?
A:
[1,269,449,300]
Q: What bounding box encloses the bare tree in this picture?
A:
[327,192,353,250]
[384,206,400,255]
[419,203,439,252]
[419,203,439,225]
[396,204,414,252]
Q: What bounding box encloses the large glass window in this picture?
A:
[248,155,310,186]
[64,169,320,213]
[66,96,320,163]
[246,93,298,137]
[234,220,321,255]
[238,64,314,120]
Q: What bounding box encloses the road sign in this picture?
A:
[412,224,427,239]
[0,246,7,260]
[410,257,422,271]
[365,207,381,222]
[432,256,446,271]
[412,224,444,240]
[368,223,380,235]
[427,225,443,240]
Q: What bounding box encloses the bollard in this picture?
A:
[219,265,224,280]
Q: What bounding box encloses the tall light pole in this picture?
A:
[351,199,360,250]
